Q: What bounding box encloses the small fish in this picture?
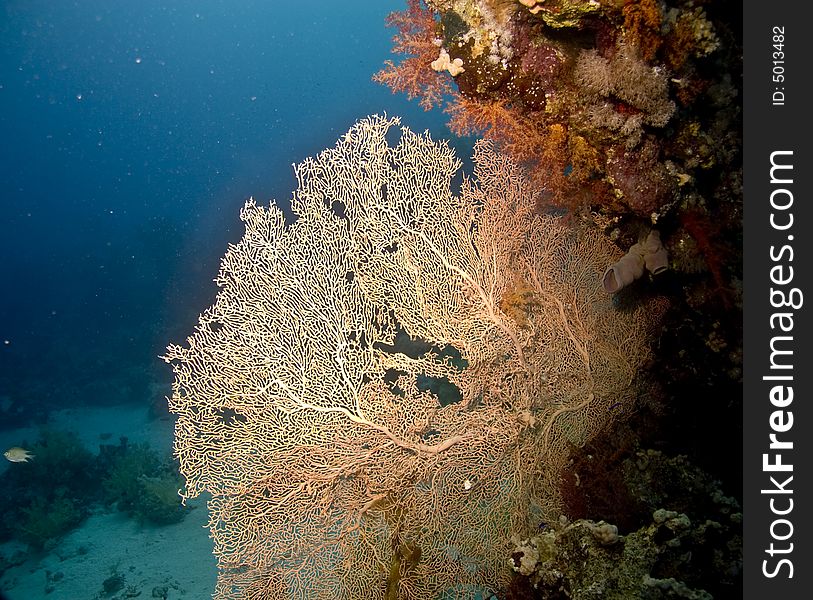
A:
[4,447,34,463]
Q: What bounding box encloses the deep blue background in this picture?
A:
[0,0,460,417]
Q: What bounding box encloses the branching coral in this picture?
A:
[163,116,664,599]
[102,441,187,525]
[18,493,84,550]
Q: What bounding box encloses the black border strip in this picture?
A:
[744,1,812,596]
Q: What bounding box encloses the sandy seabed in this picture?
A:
[0,404,218,599]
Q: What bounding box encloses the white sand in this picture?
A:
[0,403,218,599]
[0,403,175,461]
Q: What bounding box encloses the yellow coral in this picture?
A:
[521,0,601,27]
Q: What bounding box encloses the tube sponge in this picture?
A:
[642,230,668,275]
[602,230,668,293]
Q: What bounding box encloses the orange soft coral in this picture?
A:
[373,0,450,111]
[446,97,581,208]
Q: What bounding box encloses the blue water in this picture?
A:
[0,0,458,420]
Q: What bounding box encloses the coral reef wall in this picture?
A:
[376,0,743,512]
[376,0,742,276]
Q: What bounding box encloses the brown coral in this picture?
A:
[606,137,676,217]
[622,0,663,61]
